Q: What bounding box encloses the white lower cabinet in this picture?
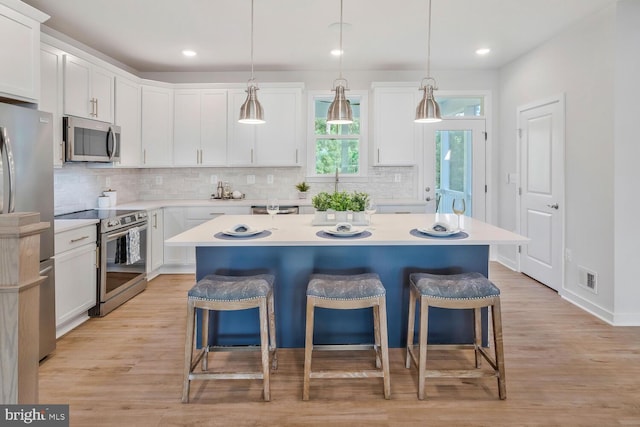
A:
[147,208,164,279]
[163,206,250,270]
[54,224,97,338]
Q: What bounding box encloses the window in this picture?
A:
[308,91,367,176]
[436,96,484,117]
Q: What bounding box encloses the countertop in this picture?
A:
[114,198,427,211]
[165,213,527,247]
[54,219,99,233]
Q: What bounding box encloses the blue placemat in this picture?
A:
[214,230,272,240]
[316,230,372,239]
[410,229,469,239]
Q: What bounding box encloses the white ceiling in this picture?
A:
[23,0,616,73]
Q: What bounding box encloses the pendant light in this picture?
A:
[239,0,265,124]
[327,0,353,125]
[415,0,442,123]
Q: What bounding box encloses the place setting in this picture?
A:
[316,222,372,240]
[410,199,469,239]
[214,223,272,240]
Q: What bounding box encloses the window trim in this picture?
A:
[306,89,369,182]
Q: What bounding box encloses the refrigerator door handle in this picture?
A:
[0,126,17,213]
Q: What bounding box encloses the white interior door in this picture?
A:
[422,119,486,221]
[518,96,564,291]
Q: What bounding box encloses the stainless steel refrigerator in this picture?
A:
[0,102,55,360]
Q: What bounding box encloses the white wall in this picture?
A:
[613,0,640,325]
[497,6,617,320]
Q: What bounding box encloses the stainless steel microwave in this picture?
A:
[63,116,121,162]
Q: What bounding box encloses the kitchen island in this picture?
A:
[166,213,526,348]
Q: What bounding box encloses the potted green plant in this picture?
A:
[295,182,310,199]
[311,192,332,211]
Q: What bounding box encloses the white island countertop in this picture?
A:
[166,213,527,247]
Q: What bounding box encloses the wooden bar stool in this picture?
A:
[405,272,506,400]
[182,274,277,402]
[303,273,391,400]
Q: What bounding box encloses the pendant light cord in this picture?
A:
[339,0,344,80]
[250,0,255,81]
[426,0,432,78]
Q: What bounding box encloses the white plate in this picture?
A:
[222,228,263,237]
[324,227,364,237]
[417,227,461,237]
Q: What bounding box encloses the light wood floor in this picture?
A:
[39,263,640,426]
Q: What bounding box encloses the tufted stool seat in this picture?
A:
[303,273,391,400]
[182,274,277,402]
[406,272,506,400]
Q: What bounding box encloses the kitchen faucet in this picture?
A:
[334,167,339,193]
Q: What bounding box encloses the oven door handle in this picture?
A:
[105,223,148,240]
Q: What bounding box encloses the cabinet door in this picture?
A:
[141,85,174,166]
[54,243,97,329]
[200,89,228,166]
[115,77,141,166]
[0,4,41,101]
[148,208,164,273]
[91,65,115,123]
[40,44,64,167]
[255,88,301,166]
[63,54,92,118]
[173,90,201,166]
[162,207,187,265]
[373,87,421,165]
[227,89,256,166]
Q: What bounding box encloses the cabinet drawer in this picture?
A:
[185,206,249,219]
[55,225,97,254]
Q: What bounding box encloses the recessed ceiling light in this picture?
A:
[476,48,491,55]
[331,49,343,56]
[182,50,197,57]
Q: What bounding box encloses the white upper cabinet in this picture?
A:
[372,85,422,166]
[0,1,47,102]
[40,43,64,166]
[63,54,114,123]
[173,89,227,166]
[115,76,142,167]
[227,86,302,166]
[141,84,173,167]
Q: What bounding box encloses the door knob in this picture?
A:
[547,203,559,210]
[425,187,431,192]
[425,197,432,202]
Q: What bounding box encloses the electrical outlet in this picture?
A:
[155,176,162,185]
[210,175,218,185]
[105,177,111,187]
[267,175,274,184]
[394,174,402,183]
[247,175,256,184]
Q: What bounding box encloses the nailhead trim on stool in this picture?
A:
[405,272,506,400]
[303,273,391,400]
[182,274,277,402]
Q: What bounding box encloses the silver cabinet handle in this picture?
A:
[0,127,16,213]
[153,213,158,229]
[95,98,99,118]
[143,149,146,164]
[547,203,559,210]
[251,148,254,163]
[377,148,380,163]
[70,235,90,243]
[295,148,298,164]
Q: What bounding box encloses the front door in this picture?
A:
[423,119,486,222]
[518,96,565,291]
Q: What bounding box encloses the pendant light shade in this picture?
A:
[239,83,264,124]
[239,0,265,124]
[327,0,353,125]
[415,0,442,123]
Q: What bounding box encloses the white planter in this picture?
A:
[298,191,308,199]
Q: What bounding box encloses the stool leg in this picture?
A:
[182,300,196,403]
[492,299,507,400]
[302,297,315,401]
[377,297,391,400]
[373,304,381,369]
[259,298,271,401]
[268,290,278,370]
[201,308,210,371]
[474,307,482,368]
[418,297,429,400]
[405,286,417,369]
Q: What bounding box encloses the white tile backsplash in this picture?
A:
[54,164,417,213]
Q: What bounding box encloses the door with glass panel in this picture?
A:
[422,119,486,223]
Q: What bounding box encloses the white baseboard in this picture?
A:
[56,314,90,339]
[560,288,617,325]
[496,254,518,271]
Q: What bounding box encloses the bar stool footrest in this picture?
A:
[310,370,385,379]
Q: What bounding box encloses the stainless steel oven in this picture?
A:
[95,211,148,316]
